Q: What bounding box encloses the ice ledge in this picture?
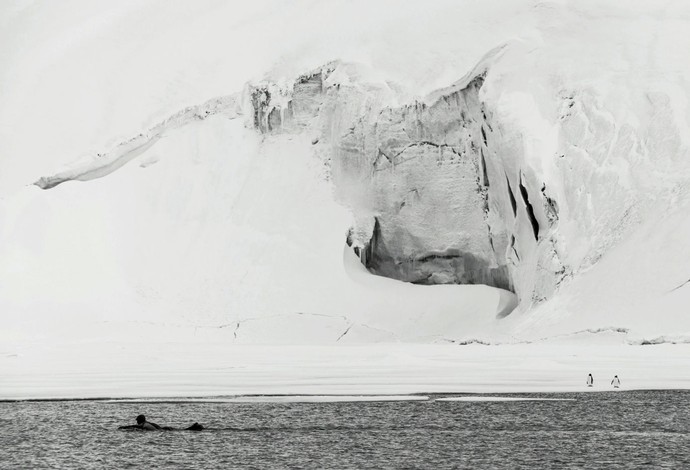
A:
[34,95,241,190]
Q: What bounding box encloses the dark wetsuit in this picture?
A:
[119,421,203,431]
[118,421,161,430]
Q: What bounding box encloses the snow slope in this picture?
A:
[4,340,690,400]
[2,0,690,394]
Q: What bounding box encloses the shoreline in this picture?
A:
[0,388,690,404]
[3,342,690,401]
[1,389,686,403]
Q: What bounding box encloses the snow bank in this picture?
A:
[2,0,690,387]
[3,340,690,400]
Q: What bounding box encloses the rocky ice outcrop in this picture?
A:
[31,37,690,324]
[243,58,571,312]
[29,57,568,315]
[239,43,690,320]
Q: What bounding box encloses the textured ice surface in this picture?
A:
[2,0,690,358]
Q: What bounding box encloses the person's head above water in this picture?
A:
[136,415,146,425]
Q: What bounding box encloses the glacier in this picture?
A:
[2,0,690,398]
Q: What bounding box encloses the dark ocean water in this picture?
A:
[1,391,689,469]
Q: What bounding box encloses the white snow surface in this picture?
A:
[2,1,690,397]
[3,340,690,400]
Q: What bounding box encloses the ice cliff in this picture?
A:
[4,0,690,343]
[244,55,560,314]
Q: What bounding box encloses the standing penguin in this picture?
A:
[611,375,621,388]
[586,373,594,387]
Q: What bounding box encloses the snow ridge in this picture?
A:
[34,94,241,189]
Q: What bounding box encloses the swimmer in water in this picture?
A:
[118,414,203,431]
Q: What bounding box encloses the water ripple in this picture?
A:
[1,390,689,469]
